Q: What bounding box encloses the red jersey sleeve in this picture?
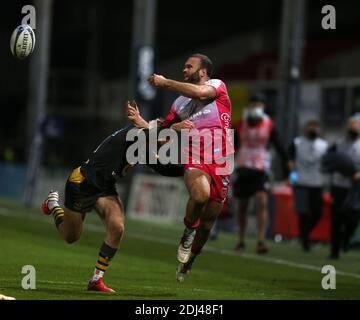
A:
[161,104,180,127]
[205,79,226,98]
[205,79,231,113]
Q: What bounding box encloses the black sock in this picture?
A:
[94,242,118,278]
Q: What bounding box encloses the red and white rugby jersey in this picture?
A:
[162,79,234,162]
[235,115,273,171]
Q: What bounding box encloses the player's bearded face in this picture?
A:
[184,67,201,84]
[183,58,202,84]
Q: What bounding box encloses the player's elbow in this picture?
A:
[195,89,211,101]
[198,95,209,101]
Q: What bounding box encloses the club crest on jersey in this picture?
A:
[222,177,230,186]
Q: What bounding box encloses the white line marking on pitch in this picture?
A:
[122,230,360,280]
[0,278,222,295]
[1,210,360,280]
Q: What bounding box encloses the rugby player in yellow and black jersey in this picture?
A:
[41,101,183,293]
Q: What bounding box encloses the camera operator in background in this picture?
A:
[232,93,288,254]
[288,120,328,252]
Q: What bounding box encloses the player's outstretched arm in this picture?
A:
[148,74,216,100]
[127,98,195,133]
[170,120,194,131]
[126,100,150,128]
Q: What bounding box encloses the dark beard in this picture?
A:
[185,69,201,84]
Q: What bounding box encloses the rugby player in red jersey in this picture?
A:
[129,53,234,282]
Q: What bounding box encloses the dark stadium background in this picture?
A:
[1,0,360,302]
[1,0,360,167]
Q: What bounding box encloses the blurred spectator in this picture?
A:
[232,93,288,254]
[326,116,360,259]
[288,120,328,252]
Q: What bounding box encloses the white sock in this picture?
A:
[92,269,104,282]
[48,200,59,211]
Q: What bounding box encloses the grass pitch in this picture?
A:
[0,198,359,300]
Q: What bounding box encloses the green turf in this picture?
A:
[0,198,359,300]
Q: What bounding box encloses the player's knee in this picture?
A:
[64,233,80,244]
[191,188,210,204]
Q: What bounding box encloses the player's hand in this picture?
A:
[148,74,167,88]
[126,100,139,119]
[126,100,149,128]
[170,120,195,131]
[129,99,139,111]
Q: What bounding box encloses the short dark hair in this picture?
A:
[189,53,213,78]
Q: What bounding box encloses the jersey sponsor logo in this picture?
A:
[188,109,212,121]
[220,113,231,128]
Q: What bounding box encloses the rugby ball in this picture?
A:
[10,24,35,59]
